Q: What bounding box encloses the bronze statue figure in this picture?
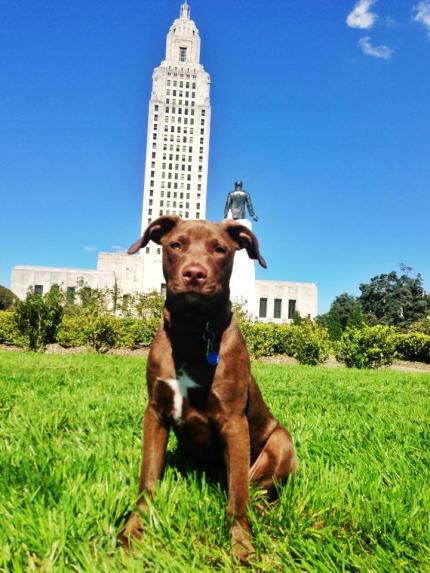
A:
[224,180,258,222]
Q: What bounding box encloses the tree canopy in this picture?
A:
[0,285,18,311]
[358,269,430,328]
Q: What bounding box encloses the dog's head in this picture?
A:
[128,216,266,310]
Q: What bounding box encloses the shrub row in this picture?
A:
[0,311,25,347]
[57,314,160,353]
[336,325,397,369]
[395,332,430,363]
[240,321,330,365]
[2,309,430,366]
[0,311,159,353]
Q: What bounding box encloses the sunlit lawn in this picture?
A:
[0,351,429,572]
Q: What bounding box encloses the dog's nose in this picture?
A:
[182,264,208,286]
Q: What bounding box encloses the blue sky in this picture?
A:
[1,0,429,313]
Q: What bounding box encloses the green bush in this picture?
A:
[289,322,331,365]
[336,325,397,369]
[14,288,64,351]
[239,320,329,365]
[409,319,430,336]
[57,312,117,353]
[115,317,160,349]
[395,332,430,363]
[0,311,25,346]
[239,322,294,359]
[56,314,160,352]
[0,285,18,311]
[82,313,118,353]
[56,315,88,347]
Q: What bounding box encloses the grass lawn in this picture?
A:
[0,351,429,572]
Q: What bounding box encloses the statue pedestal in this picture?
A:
[228,218,256,318]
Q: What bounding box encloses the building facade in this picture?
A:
[255,280,317,323]
[10,2,318,322]
[141,1,211,291]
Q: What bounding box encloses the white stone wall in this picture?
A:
[254,279,318,323]
[10,266,115,301]
[97,252,144,294]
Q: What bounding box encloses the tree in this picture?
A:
[133,290,164,319]
[327,305,342,341]
[14,285,64,351]
[317,293,356,337]
[0,285,18,310]
[358,267,430,329]
[346,301,365,329]
[330,293,357,331]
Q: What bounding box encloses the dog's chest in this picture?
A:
[162,370,208,423]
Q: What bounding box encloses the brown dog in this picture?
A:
[120,216,297,562]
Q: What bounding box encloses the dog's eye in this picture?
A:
[169,242,182,250]
[214,245,227,254]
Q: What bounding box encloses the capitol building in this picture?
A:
[11,2,317,323]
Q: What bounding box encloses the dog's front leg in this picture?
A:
[221,415,255,564]
[119,403,169,548]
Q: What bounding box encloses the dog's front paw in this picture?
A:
[118,511,145,551]
[231,521,255,565]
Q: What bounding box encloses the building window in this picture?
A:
[274,299,282,319]
[288,299,296,320]
[259,298,267,318]
[66,286,76,303]
[161,283,167,297]
[33,284,44,295]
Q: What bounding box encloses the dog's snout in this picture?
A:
[182,263,208,287]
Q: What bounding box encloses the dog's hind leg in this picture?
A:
[249,425,297,494]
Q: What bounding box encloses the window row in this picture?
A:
[151,146,203,159]
[258,298,297,319]
[166,80,196,89]
[149,191,201,202]
[147,212,200,225]
[166,99,195,107]
[166,69,197,79]
[166,90,196,99]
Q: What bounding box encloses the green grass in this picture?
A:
[0,352,429,572]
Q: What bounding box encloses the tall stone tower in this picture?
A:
[141,2,211,292]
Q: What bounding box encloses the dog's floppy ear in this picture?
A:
[128,215,180,254]
[223,220,267,268]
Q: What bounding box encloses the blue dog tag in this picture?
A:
[207,351,219,366]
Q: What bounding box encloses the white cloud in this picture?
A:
[84,245,98,252]
[347,0,378,29]
[413,1,430,37]
[358,36,393,59]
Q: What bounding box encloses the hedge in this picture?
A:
[395,332,430,363]
[0,311,25,346]
[8,306,429,367]
[240,320,330,365]
[336,325,397,369]
[57,314,160,352]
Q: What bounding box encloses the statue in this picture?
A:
[224,180,259,222]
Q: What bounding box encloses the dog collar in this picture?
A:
[203,322,219,366]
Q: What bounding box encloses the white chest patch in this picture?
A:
[165,370,200,422]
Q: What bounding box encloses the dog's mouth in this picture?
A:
[168,279,219,297]
[166,280,225,311]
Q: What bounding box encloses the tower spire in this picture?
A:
[180,1,190,19]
